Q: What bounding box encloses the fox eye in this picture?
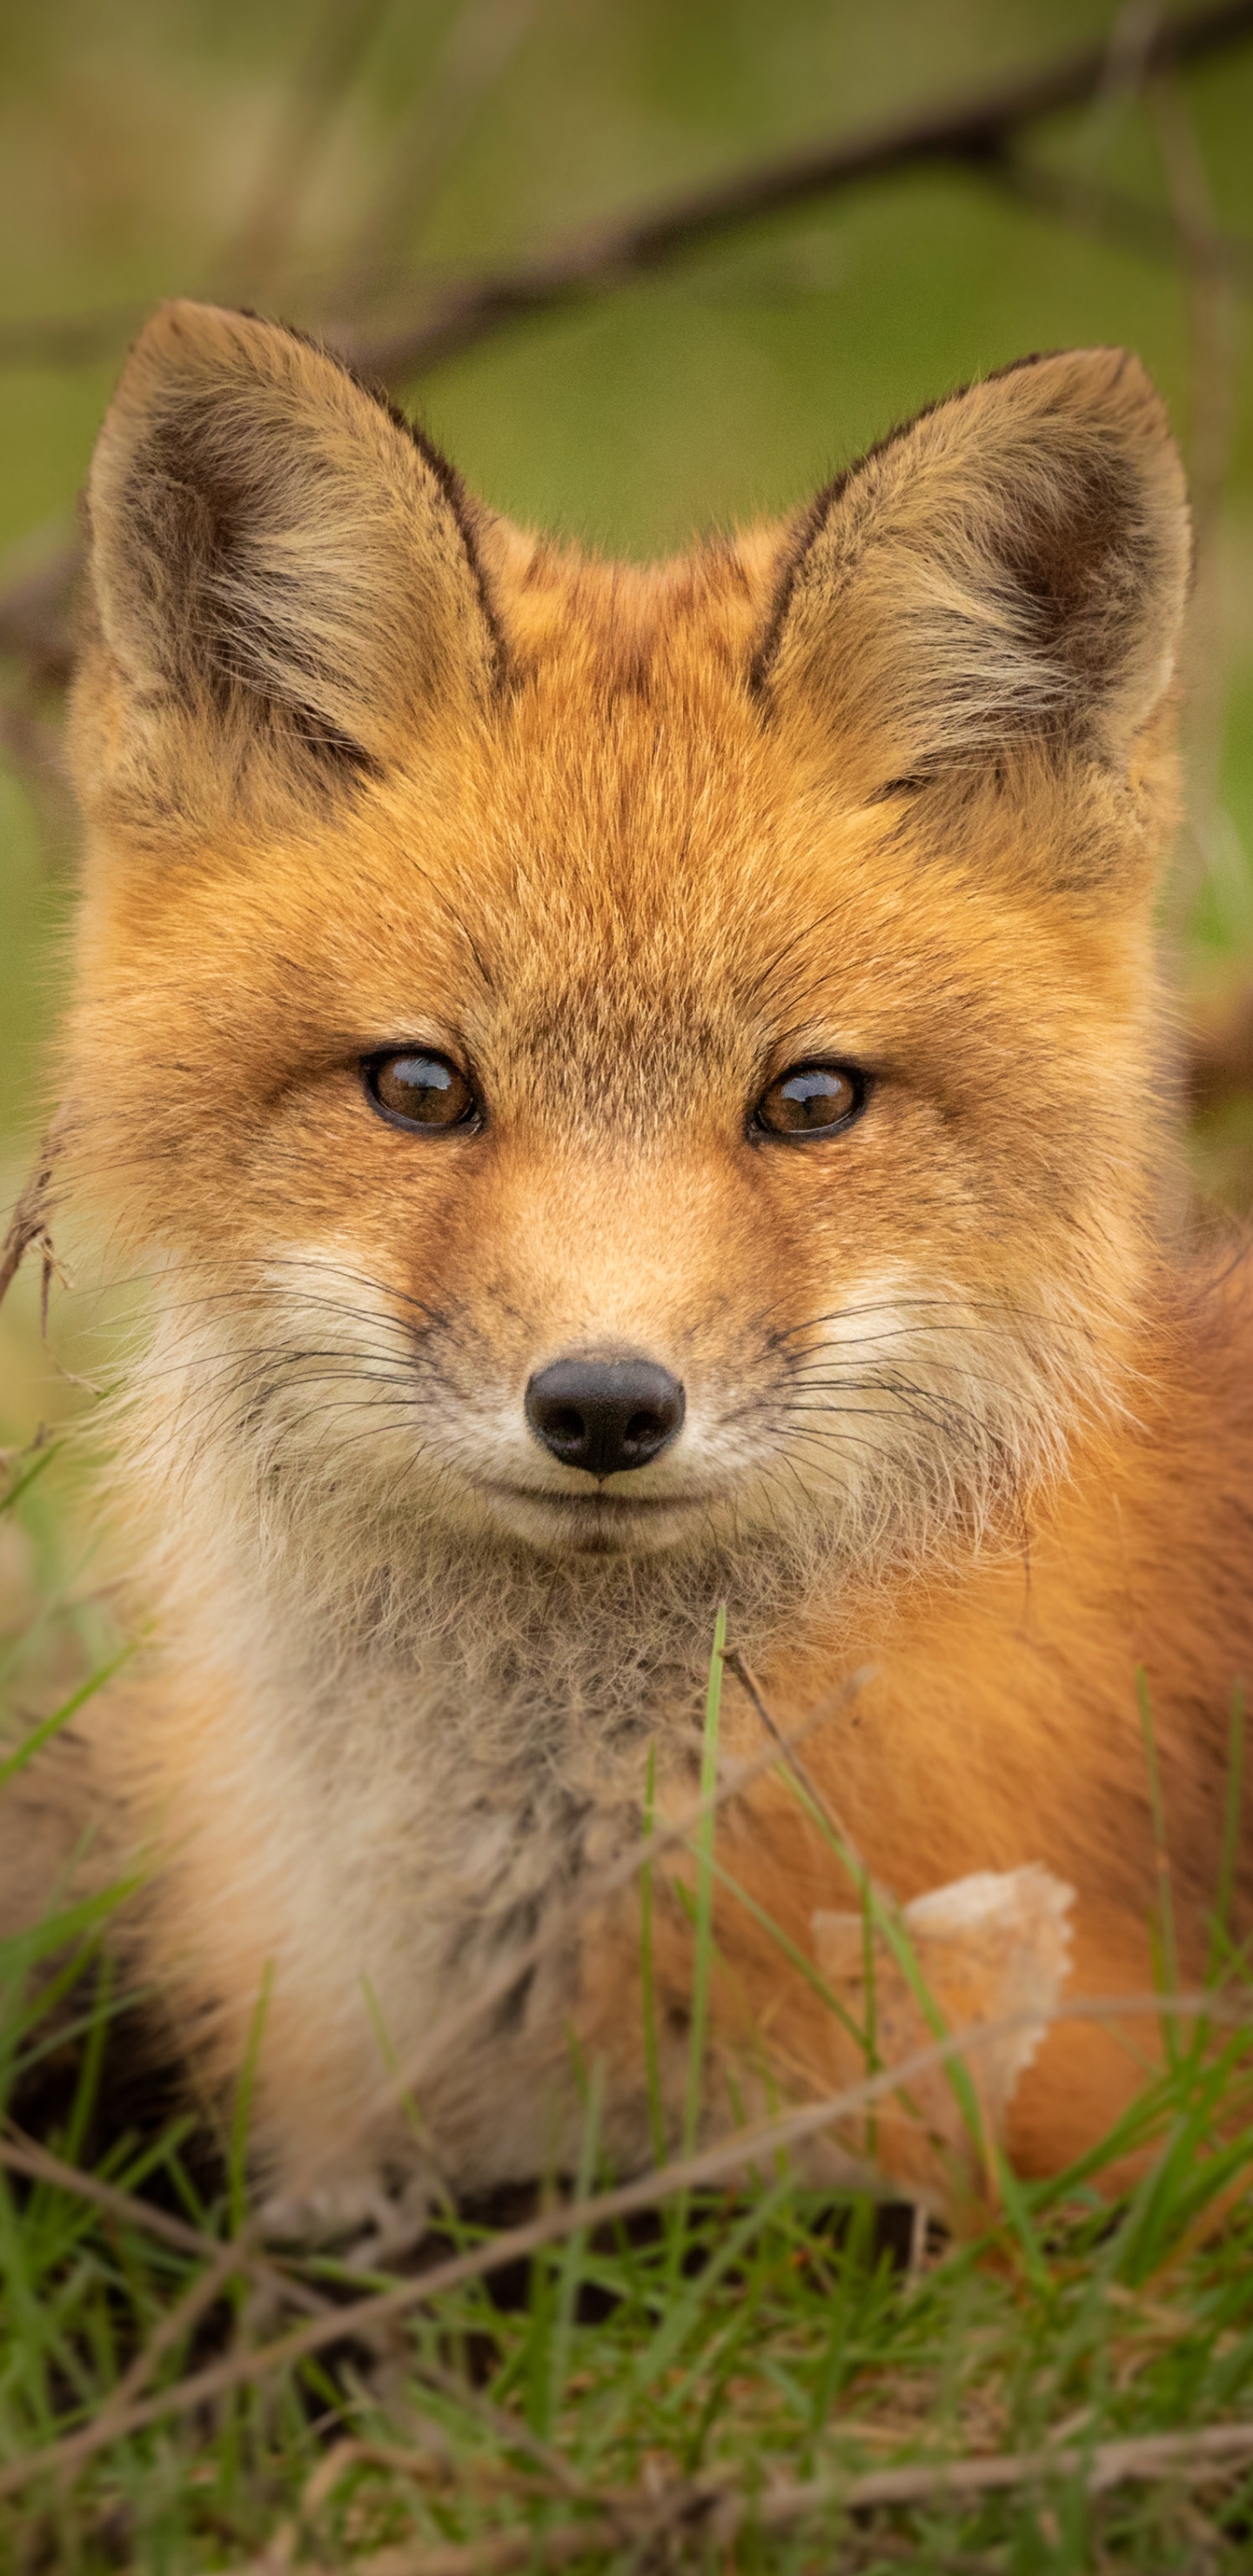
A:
[753,1062,868,1140]
[364,1050,479,1131]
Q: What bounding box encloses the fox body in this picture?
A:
[12,304,1253,2210]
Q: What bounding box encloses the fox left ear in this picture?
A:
[73,300,503,839]
[752,349,1189,792]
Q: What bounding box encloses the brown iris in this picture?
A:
[365,1050,478,1131]
[754,1062,867,1139]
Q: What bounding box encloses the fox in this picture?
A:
[3,299,1251,2229]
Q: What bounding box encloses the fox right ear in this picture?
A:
[752,349,1189,803]
[73,301,502,839]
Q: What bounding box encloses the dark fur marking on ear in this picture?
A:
[285,703,383,786]
[127,412,380,785]
[747,480,839,705]
[1001,449,1150,702]
[868,775,932,802]
[401,414,510,693]
[491,1964,537,2037]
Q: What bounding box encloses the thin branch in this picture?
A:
[1189,983,1253,1104]
[0,545,79,692]
[85,2240,242,2434]
[229,2417,1253,2573]
[342,0,1253,386]
[339,0,537,304]
[261,2371,634,2572]
[988,146,1253,286]
[221,0,396,294]
[0,2131,329,2318]
[767,2416,1253,2519]
[6,0,1253,392]
[0,697,72,829]
[0,303,151,370]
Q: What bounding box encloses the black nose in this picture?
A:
[525,1356,686,1479]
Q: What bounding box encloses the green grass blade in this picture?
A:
[682,1603,726,2159]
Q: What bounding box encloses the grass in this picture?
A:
[3,1469,1253,2572]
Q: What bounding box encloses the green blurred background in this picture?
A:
[3,0,1253,1475]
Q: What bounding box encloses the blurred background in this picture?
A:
[2,0,1253,1599]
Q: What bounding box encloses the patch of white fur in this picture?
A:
[767,1258,1109,1583]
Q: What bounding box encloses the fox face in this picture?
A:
[64,308,1189,1664]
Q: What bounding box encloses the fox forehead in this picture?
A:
[106,701,1078,1150]
[72,310,1183,1181]
[97,531,1112,1122]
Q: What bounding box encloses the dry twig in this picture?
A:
[1,1987,1249,2506]
[0,2131,329,2318]
[221,0,396,292]
[0,1131,62,1328]
[230,2415,1253,2573]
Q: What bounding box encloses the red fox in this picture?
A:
[5,301,1250,2224]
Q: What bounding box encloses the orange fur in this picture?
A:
[18,302,1251,2212]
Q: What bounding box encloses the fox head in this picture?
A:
[61,304,1189,1658]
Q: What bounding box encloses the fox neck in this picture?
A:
[152,1490,846,1773]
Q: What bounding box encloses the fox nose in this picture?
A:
[525,1356,686,1479]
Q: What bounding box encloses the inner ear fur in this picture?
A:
[75,300,502,834]
[753,349,1190,794]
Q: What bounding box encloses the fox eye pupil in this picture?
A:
[365,1050,476,1130]
[754,1063,866,1140]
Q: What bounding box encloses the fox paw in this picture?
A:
[258,2170,434,2265]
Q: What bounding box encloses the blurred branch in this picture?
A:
[0,699,72,825]
[344,0,1253,384]
[4,0,1253,696]
[0,301,151,369]
[220,0,395,293]
[0,539,80,839]
[341,0,536,304]
[1151,73,1242,534]
[988,148,1253,285]
[1191,989,1253,1105]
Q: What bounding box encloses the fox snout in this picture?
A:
[524,1354,687,1479]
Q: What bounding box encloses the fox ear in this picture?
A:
[75,300,501,834]
[752,350,1189,793]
